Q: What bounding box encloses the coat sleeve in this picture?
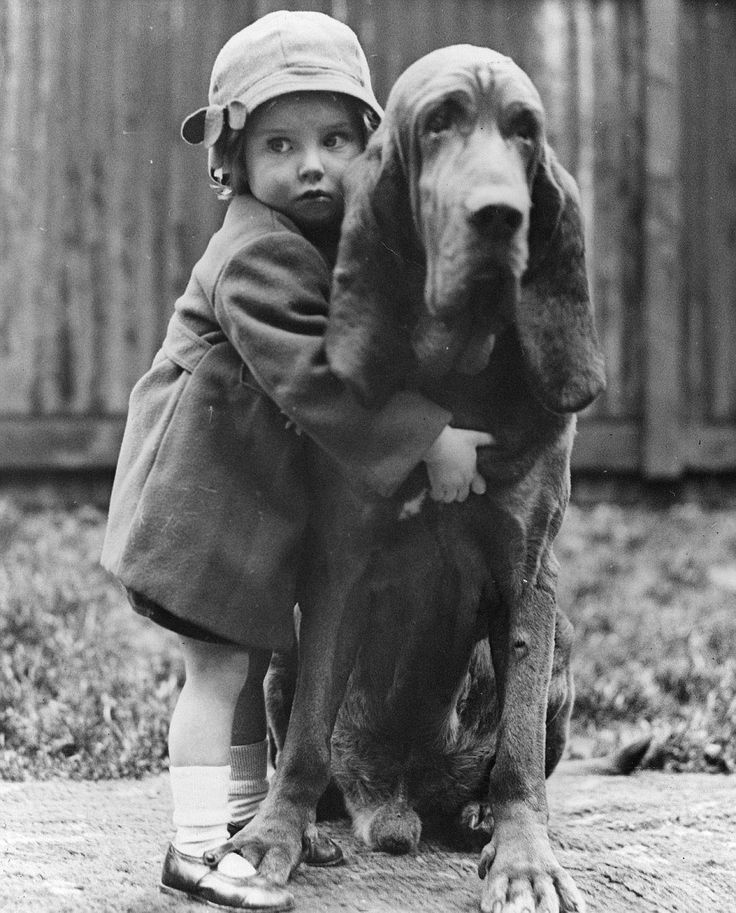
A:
[213,231,452,497]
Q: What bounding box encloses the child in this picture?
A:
[102,11,491,910]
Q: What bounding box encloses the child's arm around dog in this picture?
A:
[211,215,491,503]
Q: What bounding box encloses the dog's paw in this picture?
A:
[229,807,307,885]
[478,823,586,913]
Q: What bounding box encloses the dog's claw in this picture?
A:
[301,824,345,867]
[202,840,236,866]
[460,799,494,849]
[227,807,307,884]
[477,843,495,879]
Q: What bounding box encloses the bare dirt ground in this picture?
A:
[3,768,735,913]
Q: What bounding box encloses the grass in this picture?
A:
[0,497,179,780]
[558,498,736,773]
[1,490,735,780]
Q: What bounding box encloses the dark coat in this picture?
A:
[101,195,450,650]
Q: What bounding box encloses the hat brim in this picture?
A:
[245,73,383,123]
[181,76,383,146]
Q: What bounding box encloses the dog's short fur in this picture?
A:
[234,46,606,913]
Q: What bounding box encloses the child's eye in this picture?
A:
[324,132,352,149]
[267,137,292,153]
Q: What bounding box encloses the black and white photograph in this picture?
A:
[2,2,735,911]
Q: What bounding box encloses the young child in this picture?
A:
[102,11,491,910]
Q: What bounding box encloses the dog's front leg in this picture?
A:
[480,556,585,913]
[230,511,371,885]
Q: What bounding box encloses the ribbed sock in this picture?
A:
[228,739,269,827]
[169,764,256,878]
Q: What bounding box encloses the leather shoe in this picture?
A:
[159,843,294,910]
[227,821,344,868]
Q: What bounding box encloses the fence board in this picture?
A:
[642,0,683,476]
[703,5,736,421]
[1,0,40,413]
[682,5,710,426]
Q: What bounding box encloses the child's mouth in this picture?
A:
[298,190,331,202]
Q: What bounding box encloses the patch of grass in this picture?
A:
[0,499,180,780]
[558,502,736,772]
[1,494,735,779]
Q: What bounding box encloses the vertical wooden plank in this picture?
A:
[536,0,575,164]
[507,0,550,83]
[46,0,87,414]
[105,0,138,411]
[164,0,222,358]
[344,0,381,102]
[0,0,40,413]
[82,0,114,414]
[703,3,736,420]
[572,0,597,402]
[618,0,646,418]
[366,0,409,103]
[145,1,183,365]
[427,0,475,66]
[680,2,709,427]
[642,0,683,476]
[480,0,512,55]
[502,0,541,75]
[586,0,645,420]
[114,1,156,384]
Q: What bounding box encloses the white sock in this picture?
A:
[169,765,256,878]
[228,740,269,826]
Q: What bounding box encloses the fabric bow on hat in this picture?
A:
[181,100,248,148]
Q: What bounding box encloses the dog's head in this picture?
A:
[327,45,605,413]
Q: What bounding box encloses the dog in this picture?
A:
[231,45,608,913]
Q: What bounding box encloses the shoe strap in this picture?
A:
[203,840,236,867]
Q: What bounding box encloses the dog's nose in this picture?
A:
[469,203,524,237]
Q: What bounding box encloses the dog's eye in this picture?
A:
[508,111,539,144]
[425,104,456,135]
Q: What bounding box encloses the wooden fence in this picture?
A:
[1,0,735,477]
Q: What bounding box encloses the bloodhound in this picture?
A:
[232,46,611,913]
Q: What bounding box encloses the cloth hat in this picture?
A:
[181,10,383,178]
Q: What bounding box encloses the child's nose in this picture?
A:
[298,146,325,181]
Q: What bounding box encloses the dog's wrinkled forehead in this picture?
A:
[384,45,543,160]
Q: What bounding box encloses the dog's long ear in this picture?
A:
[326,132,418,407]
[517,145,606,413]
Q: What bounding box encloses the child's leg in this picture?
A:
[229,647,271,829]
[161,637,294,910]
[168,636,256,877]
[228,645,344,869]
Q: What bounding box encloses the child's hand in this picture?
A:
[422,427,494,503]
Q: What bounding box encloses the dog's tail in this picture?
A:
[558,735,652,776]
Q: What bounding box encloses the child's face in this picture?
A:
[243,93,365,232]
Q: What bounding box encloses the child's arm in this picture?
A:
[214,233,491,499]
